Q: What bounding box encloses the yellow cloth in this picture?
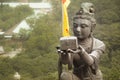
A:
[62,0,70,36]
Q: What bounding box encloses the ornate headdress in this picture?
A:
[73,2,96,31]
[76,2,95,17]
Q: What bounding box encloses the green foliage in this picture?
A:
[0,58,15,80]
[0,0,120,80]
[13,28,31,41]
[14,5,33,19]
[94,23,120,80]
[0,12,61,80]
[0,52,58,80]
[94,23,120,51]
[100,50,120,80]
[25,14,60,55]
[0,5,33,31]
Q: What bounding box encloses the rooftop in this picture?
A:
[3,2,52,9]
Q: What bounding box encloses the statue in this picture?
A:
[56,2,105,80]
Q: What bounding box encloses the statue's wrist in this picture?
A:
[80,48,86,56]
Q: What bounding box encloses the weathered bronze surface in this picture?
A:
[57,2,105,80]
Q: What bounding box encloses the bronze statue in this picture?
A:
[57,2,105,80]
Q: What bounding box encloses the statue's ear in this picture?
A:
[91,23,96,32]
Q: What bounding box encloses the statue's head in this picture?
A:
[77,2,95,17]
[73,2,96,40]
[73,14,96,40]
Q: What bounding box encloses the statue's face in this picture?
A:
[73,18,92,40]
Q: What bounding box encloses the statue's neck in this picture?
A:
[78,37,93,53]
[78,37,92,45]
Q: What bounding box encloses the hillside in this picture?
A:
[0,0,120,80]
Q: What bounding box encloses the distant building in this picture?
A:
[13,20,31,34]
[29,3,52,15]
[0,32,4,35]
[3,2,52,15]
[3,2,52,38]
[4,20,31,38]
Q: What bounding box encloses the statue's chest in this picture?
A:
[79,40,93,53]
[73,38,93,67]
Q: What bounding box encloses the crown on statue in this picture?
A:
[76,2,95,17]
[73,2,96,31]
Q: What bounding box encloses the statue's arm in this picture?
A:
[78,40,105,66]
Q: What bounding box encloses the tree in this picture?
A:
[25,14,60,55]
[0,0,8,8]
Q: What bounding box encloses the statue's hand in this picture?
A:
[56,46,64,54]
[57,49,64,54]
[67,48,81,54]
[67,45,85,54]
[77,45,86,55]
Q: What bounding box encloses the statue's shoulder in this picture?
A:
[93,38,104,45]
[92,38,105,52]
